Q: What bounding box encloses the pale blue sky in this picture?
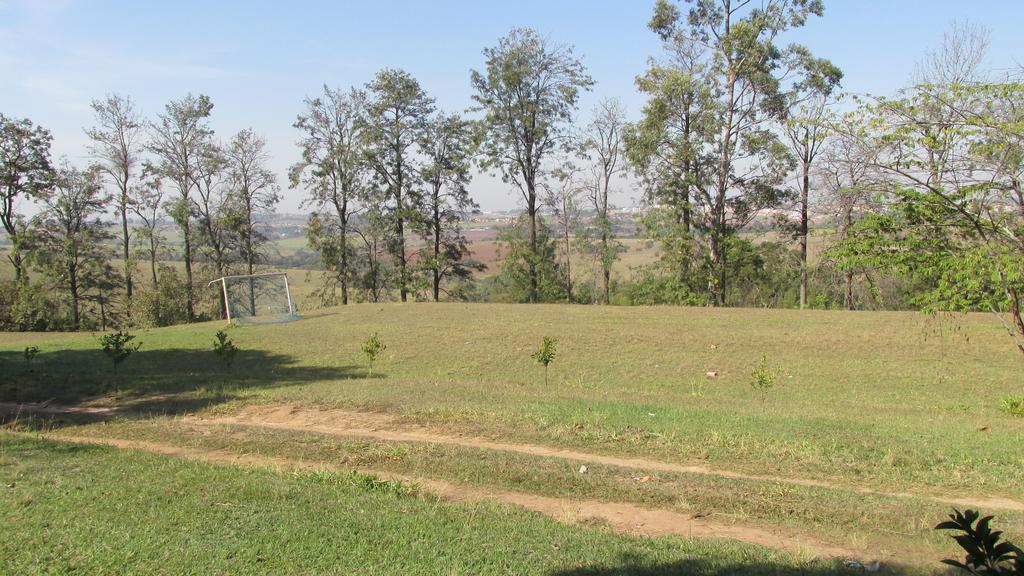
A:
[1,0,1021,212]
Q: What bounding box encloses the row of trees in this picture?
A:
[3,1,1022,356]
[1,94,280,330]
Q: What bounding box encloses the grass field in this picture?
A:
[2,303,1022,573]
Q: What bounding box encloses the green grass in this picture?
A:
[1,303,1022,569]
[56,417,1023,564]
[0,434,851,575]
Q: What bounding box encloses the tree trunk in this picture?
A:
[121,204,133,302]
[799,159,810,310]
[149,236,159,288]
[710,2,734,308]
[183,222,195,322]
[527,182,539,304]
[433,194,441,302]
[69,263,80,331]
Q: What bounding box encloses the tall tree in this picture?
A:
[544,162,583,302]
[86,94,144,303]
[226,129,279,315]
[784,92,841,309]
[626,43,716,295]
[648,0,836,305]
[131,174,165,288]
[291,86,369,306]
[0,115,54,285]
[191,141,234,287]
[147,94,215,321]
[471,28,593,303]
[582,98,627,304]
[817,122,878,310]
[363,68,435,302]
[419,111,481,301]
[35,163,111,330]
[226,129,279,277]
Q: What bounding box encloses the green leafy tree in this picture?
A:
[836,81,1024,355]
[494,215,566,303]
[225,129,280,314]
[291,86,370,306]
[362,69,435,302]
[35,163,113,330]
[146,94,215,322]
[749,353,781,402]
[213,330,238,369]
[0,114,54,285]
[471,28,593,303]
[642,0,836,305]
[582,98,628,304]
[418,111,483,301]
[531,336,558,386]
[86,94,144,304]
[100,331,142,371]
[361,332,386,376]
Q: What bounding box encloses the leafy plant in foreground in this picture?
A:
[362,333,386,376]
[532,336,557,386]
[936,509,1023,575]
[749,353,780,402]
[212,330,238,370]
[100,331,142,371]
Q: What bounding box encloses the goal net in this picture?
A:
[209,272,299,324]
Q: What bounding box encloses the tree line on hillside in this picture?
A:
[2,0,1023,355]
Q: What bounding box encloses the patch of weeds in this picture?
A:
[296,469,418,498]
[1000,396,1024,417]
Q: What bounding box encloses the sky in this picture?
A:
[1,0,1022,214]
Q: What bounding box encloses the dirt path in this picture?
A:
[46,433,858,561]
[194,403,1024,513]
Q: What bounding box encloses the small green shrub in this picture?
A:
[935,508,1023,575]
[212,330,238,369]
[100,331,142,371]
[531,336,557,386]
[362,333,386,376]
[23,346,39,367]
[749,353,780,402]
[1001,396,1024,417]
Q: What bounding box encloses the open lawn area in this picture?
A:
[2,303,1022,573]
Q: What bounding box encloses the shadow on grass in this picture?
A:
[548,554,915,575]
[0,347,364,423]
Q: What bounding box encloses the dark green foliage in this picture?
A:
[23,346,39,367]
[493,217,567,303]
[131,265,190,327]
[361,333,386,376]
[212,330,238,369]
[531,336,557,386]
[100,331,142,370]
[936,509,1024,575]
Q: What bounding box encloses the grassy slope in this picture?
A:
[1,303,1021,568]
[2,303,1021,493]
[0,435,845,575]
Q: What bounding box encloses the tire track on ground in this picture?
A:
[42,433,859,561]
[195,403,1024,513]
